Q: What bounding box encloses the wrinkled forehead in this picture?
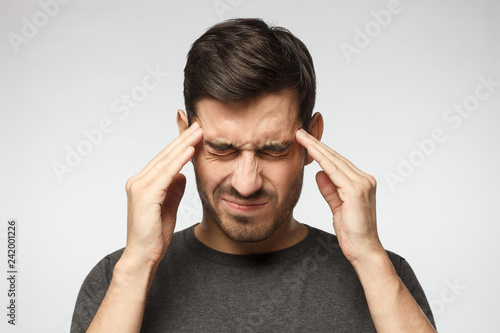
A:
[194,91,301,148]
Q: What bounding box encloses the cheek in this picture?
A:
[264,161,301,186]
[262,154,304,190]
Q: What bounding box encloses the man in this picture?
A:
[71,18,436,332]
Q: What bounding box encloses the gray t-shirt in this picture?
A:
[71,225,436,332]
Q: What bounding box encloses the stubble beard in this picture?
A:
[195,168,304,243]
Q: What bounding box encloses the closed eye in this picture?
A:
[210,148,236,156]
[260,150,289,157]
[259,146,292,158]
[204,140,292,157]
[205,141,236,156]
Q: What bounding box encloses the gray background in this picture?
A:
[1,0,499,332]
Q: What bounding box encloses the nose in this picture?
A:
[230,151,263,197]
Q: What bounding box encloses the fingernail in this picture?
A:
[191,122,200,128]
[298,128,307,137]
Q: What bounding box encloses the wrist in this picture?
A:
[349,244,387,271]
[351,249,399,288]
[112,250,159,294]
[346,238,386,267]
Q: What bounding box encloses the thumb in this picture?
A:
[161,173,187,220]
[316,171,343,213]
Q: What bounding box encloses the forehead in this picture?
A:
[194,90,301,147]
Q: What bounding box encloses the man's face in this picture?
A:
[192,89,307,243]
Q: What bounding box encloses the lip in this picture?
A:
[222,198,268,214]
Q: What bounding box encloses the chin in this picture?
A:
[215,215,283,243]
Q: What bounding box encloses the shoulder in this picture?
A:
[305,225,414,276]
[83,248,125,284]
[86,226,191,278]
[99,248,125,268]
[383,249,422,285]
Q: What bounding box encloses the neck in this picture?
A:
[194,214,308,255]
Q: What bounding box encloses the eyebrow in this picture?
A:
[205,140,234,151]
[204,140,292,152]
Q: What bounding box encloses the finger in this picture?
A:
[161,173,187,221]
[296,129,370,182]
[296,129,359,183]
[135,122,201,179]
[306,143,354,190]
[316,171,343,213]
[296,128,356,172]
[138,143,196,203]
[135,125,202,188]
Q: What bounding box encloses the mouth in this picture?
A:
[221,198,268,214]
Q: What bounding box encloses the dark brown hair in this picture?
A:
[183,18,316,129]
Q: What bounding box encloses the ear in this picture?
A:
[305,112,324,165]
[176,109,189,135]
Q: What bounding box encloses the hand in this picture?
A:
[296,128,384,264]
[123,122,203,268]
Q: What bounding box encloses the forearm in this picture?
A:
[87,252,157,333]
[352,252,436,333]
